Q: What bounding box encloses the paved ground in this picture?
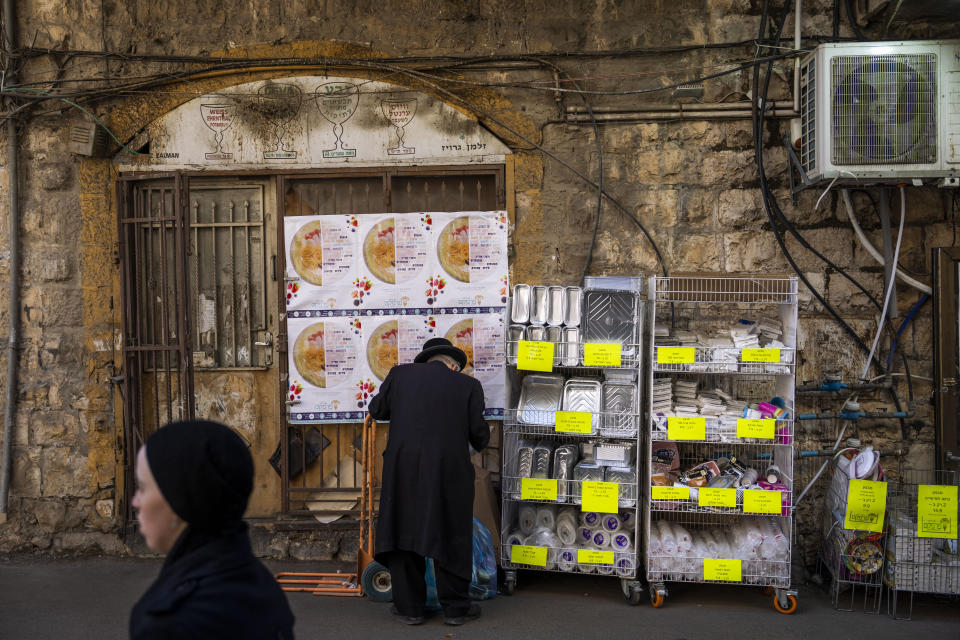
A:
[1,555,959,639]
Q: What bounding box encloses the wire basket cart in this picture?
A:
[884,469,960,619]
[500,280,645,605]
[817,446,888,613]
[644,275,799,614]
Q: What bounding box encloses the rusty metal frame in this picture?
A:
[117,173,195,529]
[932,247,960,468]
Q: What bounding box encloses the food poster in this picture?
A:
[287,315,366,423]
[429,211,509,309]
[284,215,359,312]
[353,213,432,310]
[284,210,508,423]
[433,310,506,419]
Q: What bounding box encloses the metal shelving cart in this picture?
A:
[644,275,799,613]
[500,280,645,604]
[884,469,960,619]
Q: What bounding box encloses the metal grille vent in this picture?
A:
[831,53,937,165]
[799,57,817,173]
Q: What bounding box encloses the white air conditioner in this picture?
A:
[798,40,960,184]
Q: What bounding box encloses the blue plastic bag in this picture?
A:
[424,518,498,609]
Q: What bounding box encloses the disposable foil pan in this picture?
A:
[564,287,582,327]
[571,461,604,503]
[595,442,636,467]
[518,374,564,425]
[530,286,549,325]
[547,286,566,326]
[604,465,638,507]
[511,284,531,324]
[525,325,546,342]
[562,377,601,432]
[581,289,638,360]
[532,443,553,479]
[515,445,534,478]
[506,324,525,365]
[601,381,638,437]
[546,326,563,344]
[552,444,579,502]
[561,327,580,366]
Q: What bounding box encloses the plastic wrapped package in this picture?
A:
[535,504,557,530]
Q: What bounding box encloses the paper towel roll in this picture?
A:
[556,517,578,546]
[614,552,636,578]
[557,547,578,572]
[581,511,601,528]
[612,532,633,552]
[601,514,623,533]
[536,504,558,531]
[519,504,538,535]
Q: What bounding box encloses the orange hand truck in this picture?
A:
[275,414,391,599]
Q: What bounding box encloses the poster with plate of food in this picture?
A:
[353,213,432,310]
[284,215,359,312]
[429,211,509,309]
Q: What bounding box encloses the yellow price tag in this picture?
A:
[698,487,737,508]
[917,484,958,539]
[651,486,689,501]
[741,348,781,363]
[577,549,614,565]
[555,411,593,434]
[517,340,554,372]
[521,478,558,502]
[583,343,622,367]
[844,478,887,532]
[704,558,742,582]
[736,418,776,439]
[582,481,619,513]
[743,490,782,514]
[657,346,695,364]
[510,545,547,567]
[667,416,706,441]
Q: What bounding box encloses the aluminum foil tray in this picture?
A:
[511,284,531,323]
[581,289,638,359]
[562,377,601,432]
[518,374,564,425]
[601,381,638,437]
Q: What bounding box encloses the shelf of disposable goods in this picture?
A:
[500,280,645,605]
[643,275,799,614]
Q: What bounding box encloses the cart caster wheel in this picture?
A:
[361,561,392,602]
[621,579,642,605]
[773,592,798,614]
[649,584,667,608]
[504,578,516,596]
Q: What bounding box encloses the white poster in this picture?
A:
[286,211,507,423]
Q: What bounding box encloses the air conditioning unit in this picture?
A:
[798,40,960,184]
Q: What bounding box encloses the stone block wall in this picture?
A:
[0,1,956,566]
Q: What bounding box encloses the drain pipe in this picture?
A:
[0,0,20,523]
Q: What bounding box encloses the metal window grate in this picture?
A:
[189,185,268,368]
[831,53,937,166]
[653,276,798,305]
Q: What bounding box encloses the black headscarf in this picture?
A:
[145,419,253,534]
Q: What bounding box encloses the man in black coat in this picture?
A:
[367,337,490,626]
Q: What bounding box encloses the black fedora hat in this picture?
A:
[414,337,467,371]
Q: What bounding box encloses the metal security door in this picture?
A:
[118,174,194,528]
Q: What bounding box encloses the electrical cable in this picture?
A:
[844,0,870,40]
[886,293,929,371]
[849,188,929,279]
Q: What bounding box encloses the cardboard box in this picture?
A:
[473,463,501,560]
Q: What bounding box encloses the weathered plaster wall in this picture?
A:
[0,1,957,565]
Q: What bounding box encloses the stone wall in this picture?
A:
[0,0,957,567]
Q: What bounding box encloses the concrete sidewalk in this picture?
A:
[1,555,958,639]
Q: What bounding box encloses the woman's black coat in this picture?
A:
[368,360,490,580]
[130,526,295,639]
